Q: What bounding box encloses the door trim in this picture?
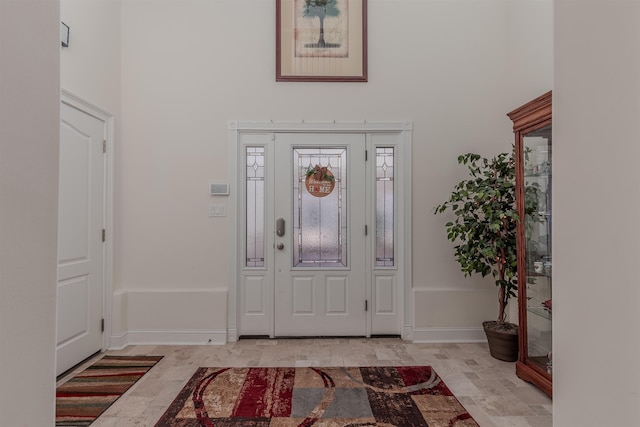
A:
[60,89,114,351]
[228,121,413,342]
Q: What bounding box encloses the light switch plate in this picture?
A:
[209,204,226,217]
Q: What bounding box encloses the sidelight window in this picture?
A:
[245,147,265,267]
[375,147,395,267]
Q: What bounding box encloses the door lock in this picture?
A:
[276,218,285,236]
[277,243,284,250]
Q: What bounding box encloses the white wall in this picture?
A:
[554,1,640,424]
[58,0,552,344]
[60,0,121,116]
[60,0,123,336]
[0,0,60,425]
[504,0,554,323]
[506,0,554,107]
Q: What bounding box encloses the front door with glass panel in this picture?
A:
[274,133,366,336]
[235,122,410,342]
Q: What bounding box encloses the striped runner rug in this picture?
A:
[56,355,163,426]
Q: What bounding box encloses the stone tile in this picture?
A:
[491,416,533,427]
[470,378,513,396]
[524,415,554,426]
[101,395,152,417]
[510,386,554,405]
[474,394,537,417]
[374,347,402,361]
[441,374,483,396]
[529,404,552,416]
[461,402,498,427]
[295,359,321,367]
[499,378,519,390]
[156,364,198,382]
[491,415,553,427]
[90,416,130,427]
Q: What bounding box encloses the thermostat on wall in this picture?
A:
[209,183,229,196]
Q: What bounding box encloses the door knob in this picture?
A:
[277,243,284,250]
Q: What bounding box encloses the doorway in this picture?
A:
[56,91,113,375]
[228,122,413,341]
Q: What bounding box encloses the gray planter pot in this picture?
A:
[483,320,519,362]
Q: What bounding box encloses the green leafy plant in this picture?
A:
[305,164,335,181]
[434,150,522,324]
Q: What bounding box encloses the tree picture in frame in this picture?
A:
[276,0,368,82]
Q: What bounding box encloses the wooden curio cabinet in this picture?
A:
[508,91,552,397]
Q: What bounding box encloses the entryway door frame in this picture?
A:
[228,121,413,342]
[58,90,114,363]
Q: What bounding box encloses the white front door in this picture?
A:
[273,133,367,336]
[231,122,413,342]
[56,101,105,375]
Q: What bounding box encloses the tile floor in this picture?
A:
[58,338,552,427]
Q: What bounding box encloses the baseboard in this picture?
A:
[112,328,484,346]
[412,327,487,343]
[402,325,414,341]
[109,332,128,350]
[111,330,227,347]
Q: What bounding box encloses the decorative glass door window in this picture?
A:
[245,147,265,267]
[375,147,394,267]
[293,147,347,268]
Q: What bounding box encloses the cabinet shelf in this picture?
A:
[509,90,553,398]
[524,171,551,178]
[527,271,551,278]
[527,307,552,321]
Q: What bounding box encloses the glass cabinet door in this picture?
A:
[509,90,552,397]
[522,126,552,376]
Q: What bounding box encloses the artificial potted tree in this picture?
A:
[434,150,535,362]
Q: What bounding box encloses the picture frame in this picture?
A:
[276,0,368,82]
[60,21,70,47]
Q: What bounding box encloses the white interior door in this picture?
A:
[273,133,367,336]
[56,102,105,375]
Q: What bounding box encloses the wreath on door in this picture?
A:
[304,165,335,197]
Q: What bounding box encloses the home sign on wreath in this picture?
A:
[305,165,335,197]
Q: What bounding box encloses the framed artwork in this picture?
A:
[276,0,368,82]
[60,21,70,47]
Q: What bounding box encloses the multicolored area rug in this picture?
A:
[56,355,163,426]
[155,366,478,426]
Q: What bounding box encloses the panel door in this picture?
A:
[274,133,367,336]
[56,103,105,375]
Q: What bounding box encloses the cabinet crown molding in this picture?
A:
[507,91,552,132]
